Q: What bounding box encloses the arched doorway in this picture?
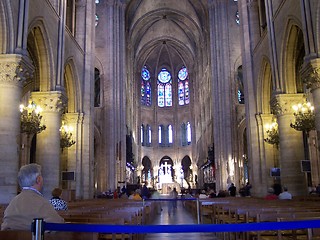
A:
[142,156,152,186]
[181,155,192,189]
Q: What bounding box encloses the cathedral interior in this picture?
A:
[0,0,320,203]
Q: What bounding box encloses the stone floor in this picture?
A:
[144,201,219,240]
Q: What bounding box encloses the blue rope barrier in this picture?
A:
[44,220,320,234]
[143,198,197,201]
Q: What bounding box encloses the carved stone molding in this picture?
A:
[63,112,84,125]
[301,59,320,90]
[270,94,305,116]
[0,54,34,87]
[31,91,67,113]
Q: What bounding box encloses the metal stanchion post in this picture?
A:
[196,198,200,224]
[32,218,44,240]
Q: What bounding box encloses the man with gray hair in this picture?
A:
[1,163,64,230]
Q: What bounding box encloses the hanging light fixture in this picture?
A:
[290,102,315,135]
[60,123,76,149]
[264,120,279,147]
[20,101,46,136]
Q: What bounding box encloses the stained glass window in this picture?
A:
[187,122,191,143]
[181,122,191,146]
[95,14,99,27]
[141,66,151,106]
[157,68,172,107]
[94,68,100,107]
[158,126,162,144]
[147,125,152,145]
[235,11,240,25]
[181,123,186,146]
[237,65,244,104]
[141,125,144,144]
[168,125,173,144]
[178,66,189,106]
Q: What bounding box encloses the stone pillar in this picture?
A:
[259,114,279,191]
[238,0,265,196]
[301,59,320,132]
[301,58,320,186]
[31,91,65,199]
[271,94,307,196]
[61,112,83,192]
[0,54,33,203]
[98,0,127,191]
[208,0,235,190]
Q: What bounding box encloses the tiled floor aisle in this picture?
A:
[144,201,218,240]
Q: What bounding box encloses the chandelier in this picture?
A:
[60,124,76,149]
[290,102,315,134]
[20,101,46,136]
[264,121,279,147]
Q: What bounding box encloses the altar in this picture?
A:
[156,162,181,193]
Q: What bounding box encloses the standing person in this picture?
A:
[228,183,237,196]
[316,184,320,196]
[245,182,252,196]
[49,188,68,211]
[1,163,64,230]
[168,187,178,216]
[141,184,150,199]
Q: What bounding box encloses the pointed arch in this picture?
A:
[64,59,81,112]
[94,124,105,193]
[281,18,304,94]
[142,156,152,183]
[27,18,55,91]
[0,0,14,53]
[257,57,272,114]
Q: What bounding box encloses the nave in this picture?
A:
[144,200,218,240]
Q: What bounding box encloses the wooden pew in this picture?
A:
[0,230,98,240]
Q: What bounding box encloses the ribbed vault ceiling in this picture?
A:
[126,0,208,69]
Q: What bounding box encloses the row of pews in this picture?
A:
[0,198,156,240]
[186,196,320,240]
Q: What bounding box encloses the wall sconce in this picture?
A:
[264,121,279,147]
[60,124,76,149]
[20,101,46,136]
[290,102,315,136]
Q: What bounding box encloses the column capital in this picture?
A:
[0,54,34,87]
[301,58,320,91]
[31,91,67,113]
[63,112,84,125]
[259,113,275,126]
[270,94,306,116]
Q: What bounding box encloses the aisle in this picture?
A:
[144,200,218,240]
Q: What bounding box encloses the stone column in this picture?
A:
[271,94,307,196]
[259,114,279,191]
[61,112,83,192]
[0,54,33,203]
[238,0,265,195]
[301,59,320,186]
[301,59,320,132]
[208,0,235,190]
[31,91,65,199]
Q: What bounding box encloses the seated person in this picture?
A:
[1,163,64,230]
[264,187,278,200]
[129,190,142,200]
[278,187,292,200]
[198,190,209,198]
[49,188,68,210]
